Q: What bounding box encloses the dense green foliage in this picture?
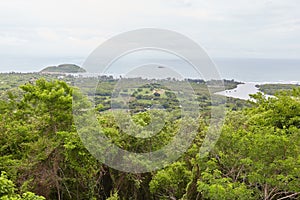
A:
[0,172,45,200]
[258,83,300,95]
[0,74,299,199]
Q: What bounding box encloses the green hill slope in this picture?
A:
[40,64,86,73]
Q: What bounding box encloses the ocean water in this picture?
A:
[0,56,84,73]
[214,58,300,83]
[0,55,299,83]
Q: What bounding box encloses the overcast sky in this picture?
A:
[0,0,299,60]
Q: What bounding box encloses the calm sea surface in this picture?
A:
[0,56,299,83]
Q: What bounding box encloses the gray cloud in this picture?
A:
[0,0,299,59]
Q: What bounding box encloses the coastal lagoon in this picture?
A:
[215,81,300,100]
[215,82,260,100]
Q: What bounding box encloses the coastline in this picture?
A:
[215,82,278,101]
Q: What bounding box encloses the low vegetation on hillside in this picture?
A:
[0,74,299,199]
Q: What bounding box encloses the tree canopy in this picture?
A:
[0,78,299,199]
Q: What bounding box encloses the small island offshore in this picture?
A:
[40,64,86,74]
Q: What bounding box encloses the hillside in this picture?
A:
[40,64,86,73]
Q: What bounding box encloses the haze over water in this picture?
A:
[0,56,299,83]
